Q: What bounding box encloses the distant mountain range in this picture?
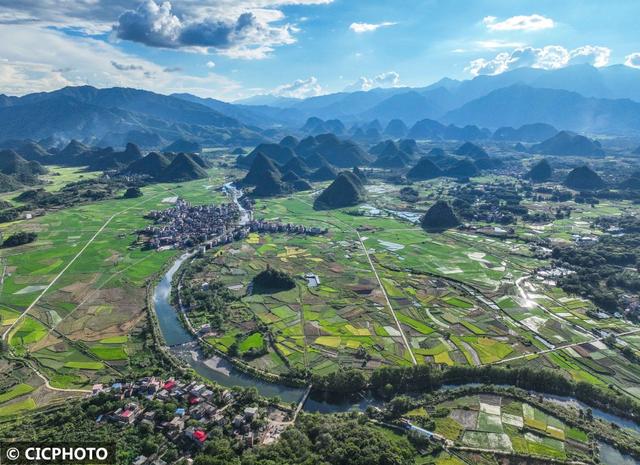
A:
[0,86,265,148]
[231,64,640,136]
[2,64,640,150]
[443,85,640,134]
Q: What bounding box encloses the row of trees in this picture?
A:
[312,364,640,421]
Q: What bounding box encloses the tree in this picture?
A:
[1,231,37,248]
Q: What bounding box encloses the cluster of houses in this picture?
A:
[141,198,327,251]
[142,200,241,249]
[247,220,326,236]
[94,376,290,464]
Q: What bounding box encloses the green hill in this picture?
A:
[303,152,330,169]
[564,165,605,190]
[314,171,366,210]
[0,173,22,193]
[239,143,294,167]
[242,152,282,186]
[421,200,460,231]
[352,166,368,184]
[123,152,171,178]
[309,161,339,182]
[445,159,478,178]
[251,170,289,197]
[15,141,50,161]
[525,159,552,182]
[531,131,604,156]
[86,143,143,171]
[407,157,443,181]
[160,153,208,182]
[282,156,311,178]
[0,149,47,184]
[252,266,296,294]
[455,142,489,159]
[295,134,370,168]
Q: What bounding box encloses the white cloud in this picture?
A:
[345,71,399,91]
[474,40,526,50]
[0,1,334,30]
[113,0,298,59]
[0,1,333,57]
[0,24,242,99]
[625,52,640,69]
[466,45,611,76]
[206,60,216,68]
[349,21,396,33]
[272,76,322,98]
[483,14,554,32]
[569,45,610,67]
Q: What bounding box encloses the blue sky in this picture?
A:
[0,0,639,100]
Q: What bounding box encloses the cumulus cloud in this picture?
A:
[206,60,216,68]
[114,0,296,58]
[344,71,400,91]
[349,21,396,33]
[624,52,640,69]
[0,0,334,32]
[0,1,332,56]
[272,76,322,98]
[466,45,611,76]
[0,24,242,99]
[568,45,611,67]
[483,14,554,32]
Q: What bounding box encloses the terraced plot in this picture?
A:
[438,394,591,461]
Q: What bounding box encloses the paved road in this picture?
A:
[28,360,92,394]
[492,327,640,365]
[1,213,120,341]
[1,193,162,395]
[356,231,417,365]
[2,193,161,342]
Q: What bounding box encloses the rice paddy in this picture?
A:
[175,175,640,387]
[2,161,640,407]
[438,394,592,460]
[0,169,232,388]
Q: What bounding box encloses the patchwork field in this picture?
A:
[2,160,640,405]
[435,394,592,460]
[174,176,640,388]
[0,168,233,389]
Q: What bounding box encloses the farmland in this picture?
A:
[436,393,593,459]
[0,165,234,392]
[401,388,640,465]
[2,155,640,433]
[173,165,640,402]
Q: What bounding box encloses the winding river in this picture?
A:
[150,184,639,462]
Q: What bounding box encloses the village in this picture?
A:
[140,198,327,250]
[92,376,293,465]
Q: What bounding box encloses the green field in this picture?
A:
[2,157,640,407]
[0,398,37,416]
[0,170,231,388]
[0,384,34,403]
[433,393,593,461]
